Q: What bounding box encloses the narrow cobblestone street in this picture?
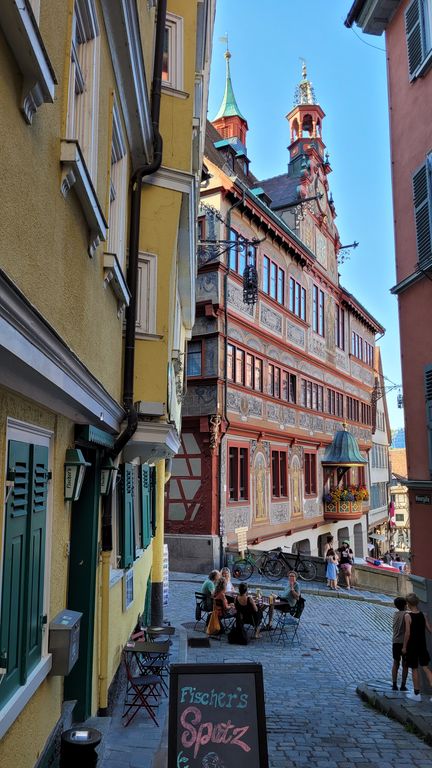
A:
[164,577,432,768]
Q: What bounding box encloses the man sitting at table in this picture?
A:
[278,571,300,614]
[201,569,220,611]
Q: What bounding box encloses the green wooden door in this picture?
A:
[64,447,100,722]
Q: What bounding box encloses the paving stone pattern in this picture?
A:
[100,576,432,768]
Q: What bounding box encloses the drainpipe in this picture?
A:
[111,0,167,460]
[98,0,167,714]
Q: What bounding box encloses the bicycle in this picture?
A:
[231,549,282,581]
[269,547,317,582]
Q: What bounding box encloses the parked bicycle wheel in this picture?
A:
[297,559,317,581]
[232,558,253,580]
[263,558,284,581]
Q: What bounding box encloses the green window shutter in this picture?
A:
[25,444,49,675]
[120,464,135,568]
[413,161,432,268]
[425,365,432,476]
[150,466,157,538]
[140,465,151,549]
[405,0,424,78]
[0,441,31,706]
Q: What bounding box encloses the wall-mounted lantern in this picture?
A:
[100,457,117,496]
[64,449,91,502]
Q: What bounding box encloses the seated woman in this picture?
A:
[235,583,262,639]
[213,577,236,619]
[278,571,300,614]
[221,567,234,594]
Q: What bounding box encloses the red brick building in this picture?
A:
[165,55,384,571]
[346,0,432,577]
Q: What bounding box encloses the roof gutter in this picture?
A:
[111,0,167,458]
[344,0,367,27]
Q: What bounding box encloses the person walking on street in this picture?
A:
[392,596,408,691]
[402,592,432,701]
[337,540,354,589]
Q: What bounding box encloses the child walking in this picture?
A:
[402,592,432,701]
[392,597,408,691]
[325,548,339,591]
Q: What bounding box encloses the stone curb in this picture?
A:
[357,682,432,745]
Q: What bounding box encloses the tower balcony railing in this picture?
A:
[323,486,369,521]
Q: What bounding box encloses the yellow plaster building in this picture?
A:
[0,1,214,765]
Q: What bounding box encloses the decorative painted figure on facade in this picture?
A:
[253,449,268,522]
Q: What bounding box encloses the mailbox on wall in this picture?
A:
[48,609,82,676]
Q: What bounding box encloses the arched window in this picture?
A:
[302,114,313,137]
[291,118,299,142]
[316,119,321,137]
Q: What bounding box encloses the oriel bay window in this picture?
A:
[263,256,284,304]
[187,340,202,376]
[304,452,317,496]
[289,277,306,321]
[272,449,288,498]
[228,445,249,502]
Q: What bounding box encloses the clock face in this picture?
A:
[314,176,326,214]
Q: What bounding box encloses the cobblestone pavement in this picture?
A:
[165,577,432,768]
[99,576,432,768]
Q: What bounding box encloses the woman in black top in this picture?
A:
[402,592,432,700]
[235,583,262,638]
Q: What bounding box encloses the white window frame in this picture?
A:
[28,0,41,24]
[162,13,184,92]
[107,101,128,269]
[66,0,100,182]
[136,252,158,338]
[0,419,53,741]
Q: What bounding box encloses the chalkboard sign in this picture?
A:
[168,663,268,768]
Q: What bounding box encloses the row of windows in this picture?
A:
[228,446,317,502]
[351,332,373,366]
[371,443,389,469]
[189,341,373,426]
[370,481,388,509]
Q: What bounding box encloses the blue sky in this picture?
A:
[207,0,404,430]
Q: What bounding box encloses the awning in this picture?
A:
[322,423,367,467]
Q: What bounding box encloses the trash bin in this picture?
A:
[60,727,101,768]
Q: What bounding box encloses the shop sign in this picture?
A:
[415,494,431,504]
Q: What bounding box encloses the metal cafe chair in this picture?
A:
[122,647,160,727]
[133,640,171,695]
[194,592,212,631]
[270,598,305,645]
[145,625,175,644]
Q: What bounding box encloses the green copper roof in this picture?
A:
[322,425,367,466]
[213,51,246,122]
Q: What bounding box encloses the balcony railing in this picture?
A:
[323,500,364,521]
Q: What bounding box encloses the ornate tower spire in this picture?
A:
[212,45,248,148]
[293,61,317,106]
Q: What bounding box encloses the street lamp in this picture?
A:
[64,448,91,501]
[100,457,117,496]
